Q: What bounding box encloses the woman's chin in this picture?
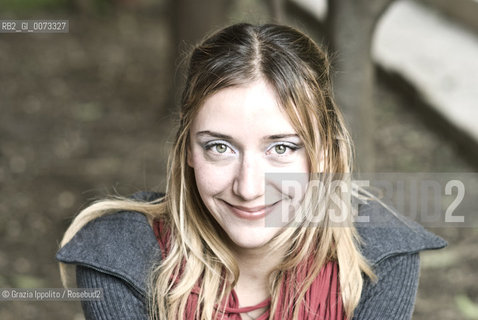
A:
[227,227,281,250]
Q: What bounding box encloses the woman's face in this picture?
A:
[188,79,309,250]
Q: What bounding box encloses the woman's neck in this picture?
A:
[230,243,285,307]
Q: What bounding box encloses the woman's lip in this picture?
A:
[230,204,268,212]
[222,200,280,220]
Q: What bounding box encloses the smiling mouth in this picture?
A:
[221,200,281,220]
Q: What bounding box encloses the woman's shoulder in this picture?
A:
[56,191,163,297]
[355,199,447,266]
[57,192,447,296]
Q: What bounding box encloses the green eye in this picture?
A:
[274,145,287,154]
[215,144,227,153]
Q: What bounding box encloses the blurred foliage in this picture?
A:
[11,274,47,288]
[456,294,478,319]
[0,275,7,287]
[0,0,114,14]
[420,250,459,269]
[73,103,104,122]
[0,0,70,12]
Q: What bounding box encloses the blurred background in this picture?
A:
[0,0,477,319]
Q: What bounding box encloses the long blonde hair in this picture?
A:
[59,23,375,319]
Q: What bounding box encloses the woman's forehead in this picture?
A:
[190,80,297,136]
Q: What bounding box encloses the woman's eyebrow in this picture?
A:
[196,131,300,141]
[265,134,300,140]
[196,130,232,140]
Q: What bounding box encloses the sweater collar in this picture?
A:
[56,192,446,296]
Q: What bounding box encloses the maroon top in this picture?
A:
[153,219,345,320]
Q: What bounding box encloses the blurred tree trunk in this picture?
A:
[168,0,286,112]
[171,0,232,50]
[168,0,232,109]
[266,0,286,23]
[326,0,395,172]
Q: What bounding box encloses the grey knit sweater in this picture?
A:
[56,192,446,319]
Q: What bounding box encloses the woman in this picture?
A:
[57,23,446,320]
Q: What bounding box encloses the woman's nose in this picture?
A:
[232,154,264,201]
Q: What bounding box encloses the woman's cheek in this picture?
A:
[194,162,234,194]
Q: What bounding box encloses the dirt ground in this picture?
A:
[0,4,477,320]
